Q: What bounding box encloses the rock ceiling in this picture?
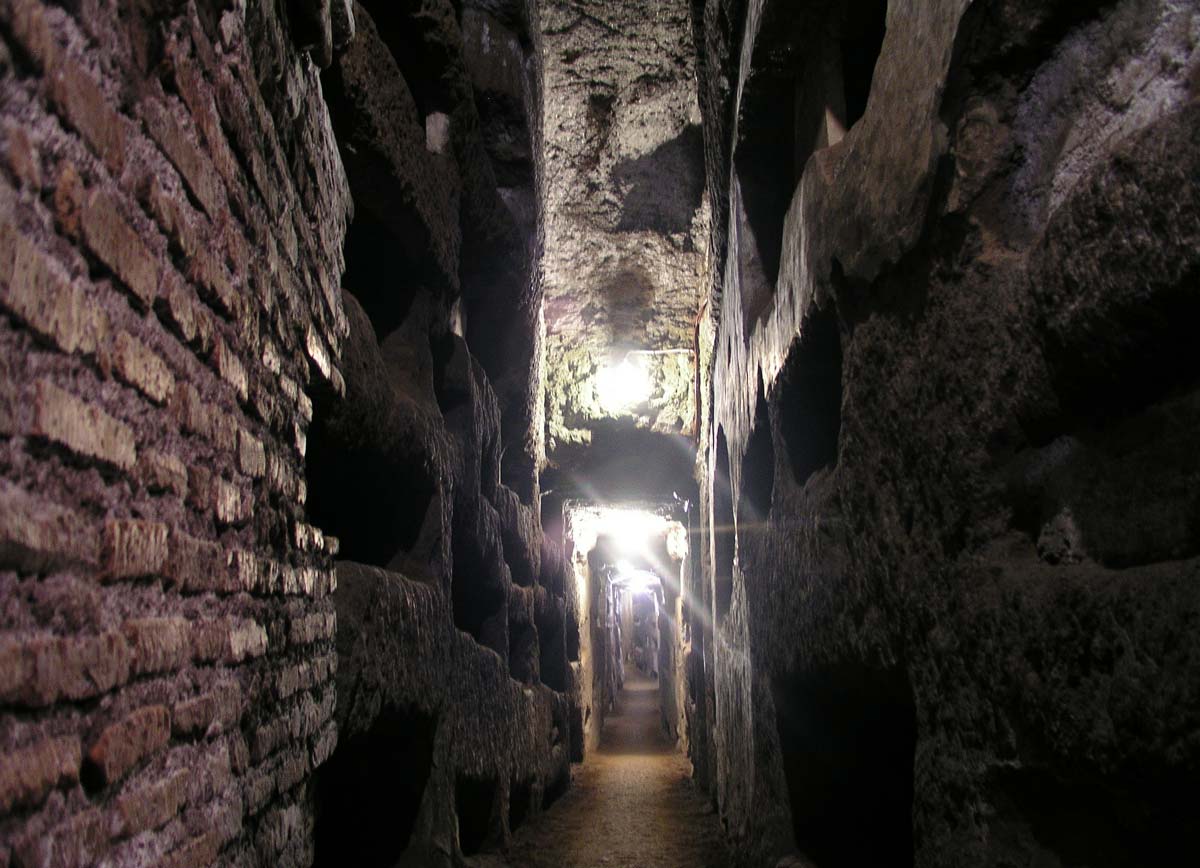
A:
[538,0,709,477]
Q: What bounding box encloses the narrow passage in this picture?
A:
[497,674,730,867]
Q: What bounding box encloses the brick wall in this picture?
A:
[0,0,351,864]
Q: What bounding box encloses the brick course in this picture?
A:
[0,0,348,863]
[0,735,81,812]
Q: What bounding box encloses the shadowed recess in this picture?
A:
[713,427,735,621]
[772,661,916,868]
[740,374,775,522]
[456,774,501,856]
[779,305,843,486]
[314,708,437,867]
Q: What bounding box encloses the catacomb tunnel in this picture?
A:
[0,0,1198,866]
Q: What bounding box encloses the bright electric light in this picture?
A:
[568,506,689,566]
[613,564,660,594]
[595,356,652,414]
[607,511,651,556]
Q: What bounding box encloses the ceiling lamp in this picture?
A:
[595,354,652,414]
[613,560,660,593]
[606,510,653,557]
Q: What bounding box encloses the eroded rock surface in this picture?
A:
[539,0,709,486]
[689,0,1200,865]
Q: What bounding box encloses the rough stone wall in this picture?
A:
[456,0,547,502]
[693,0,1200,865]
[562,510,621,758]
[305,2,574,865]
[679,506,716,790]
[539,0,708,475]
[0,0,351,865]
[657,564,687,748]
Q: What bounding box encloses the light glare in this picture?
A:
[608,511,651,555]
[613,562,660,593]
[595,356,652,413]
[567,505,688,567]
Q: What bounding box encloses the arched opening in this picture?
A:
[306,412,437,567]
[508,777,534,834]
[740,375,775,523]
[305,300,438,571]
[772,660,916,868]
[314,708,437,867]
[779,306,843,486]
[840,0,889,130]
[509,613,539,685]
[455,774,501,857]
[339,208,420,340]
[713,428,735,621]
[536,595,570,693]
[451,525,508,655]
[733,0,889,324]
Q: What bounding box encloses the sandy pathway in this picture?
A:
[494,674,731,867]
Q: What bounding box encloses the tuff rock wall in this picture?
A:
[311,2,575,860]
[539,0,708,497]
[690,0,1200,866]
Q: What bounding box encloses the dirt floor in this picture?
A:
[489,673,732,867]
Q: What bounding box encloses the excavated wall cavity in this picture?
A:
[772,662,916,868]
[712,428,735,622]
[690,0,1200,865]
[313,707,437,867]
